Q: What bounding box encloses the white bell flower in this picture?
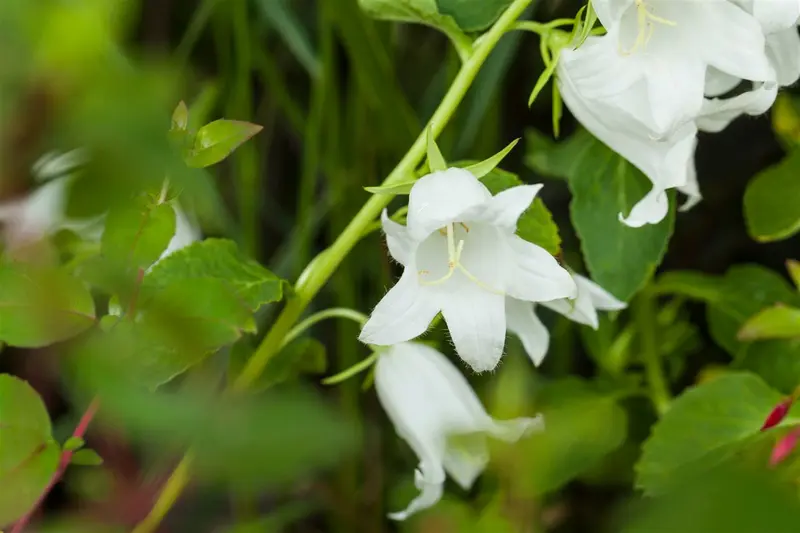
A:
[506,275,626,366]
[374,341,542,520]
[359,168,577,372]
[590,0,772,137]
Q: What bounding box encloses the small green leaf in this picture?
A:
[102,198,176,270]
[636,373,781,495]
[71,449,103,466]
[426,126,447,172]
[788,260,800,290]
[528,58,558,107]
[0,264,95,347]
[0,375,60,526]
[738,305,800,341]
[171,101,188,131]
[529,129,674,301]
[744,149,800,242]
[63,436,85,451]
[573,3,598,49]
[474,165,562,255]
[358,0,465,37]
[435,0,512,32]
[364,179,417,195]
[462,138,519,178]
[185,120,263,168]
[143,239,285,312]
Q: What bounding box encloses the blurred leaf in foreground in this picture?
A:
[0,375,60,527]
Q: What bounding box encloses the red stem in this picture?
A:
[11,397,101,533]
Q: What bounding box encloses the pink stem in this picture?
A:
[11,398,101,533]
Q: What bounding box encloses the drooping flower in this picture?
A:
[374,341,542,520]
[359,168,576,372]
[506,275,626,366]
[557,2,772,226]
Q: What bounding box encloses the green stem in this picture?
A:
[281,308,368,349]
[132,1,535,528]
[634,291,671,415]
[322,352,379,385]
[234,0,535,392]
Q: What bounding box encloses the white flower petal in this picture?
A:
[677,139,701,212]
[618,186,670,228]
[359,269,440,346]
[698,79,777,134]
[407,168,491,241]
[388,466,445,521]
[505,298,550,366]
[443,435,488,490]
[468,184,542,232]
[705,68,742,97]
[503,236,576,303]
[767,28,800,87]
[541,292,599,329]
[575,274,627,311]
[485,416,544,442]
[440,277,506,372]
[155,204,200,265]
[697,2,772,83]
[641,53,705,136]
[753,0,800,34]
[381,209,414,266]
[591,0,635,32]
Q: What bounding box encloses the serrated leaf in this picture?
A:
[63,436,85,451]
[738,305,800,341]
[462,138,518,178]
[102,198,176,270]
[744,149,800,242]
[143,239,285,312]
[185,120,263,168]
[0,375,60,526]
[71,449,103,466]
[475,165,561,255]
[636,373,781,495]
[0,264,95,347]
[529,129,674,301]
[435,0,512,32]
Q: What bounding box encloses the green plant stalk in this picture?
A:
[235,0,535,392]
[634,291,672,415]
[133,0,535,529]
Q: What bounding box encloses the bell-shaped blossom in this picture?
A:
[506,275,626,365]
[374,342,542,520]
[359,168,576,372]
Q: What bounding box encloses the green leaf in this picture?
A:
[171,101,188,131]
[655,266,800,393]
[254,0,320,79]
[573,3,598,50]
[0,264,95,347]
[788,259,800,290]
[529,129,674,301]
[63,436,85,451]
[185,120,263,168]
[477,166,562,255]
[358,0,464,37]
[0,375,60,526]
[435,0,512,32]
[90,377,356,491]
[363,180,417,195]
[505,378,627,495]
[71,449,103,466]
[102,198,176,270]
[143,239,285,312]
[229,337,327,392]
[462,138,518,178]
[744,149,800,242]
[426,126,447,172]
[738,305,800,341]
[636,373,781,495]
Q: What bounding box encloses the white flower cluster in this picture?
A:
[361,168,625,519]
[558,0,800,227]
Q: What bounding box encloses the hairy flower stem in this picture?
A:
[132,0,535,529]
[11,398,100,533]
[634,291,671,415]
